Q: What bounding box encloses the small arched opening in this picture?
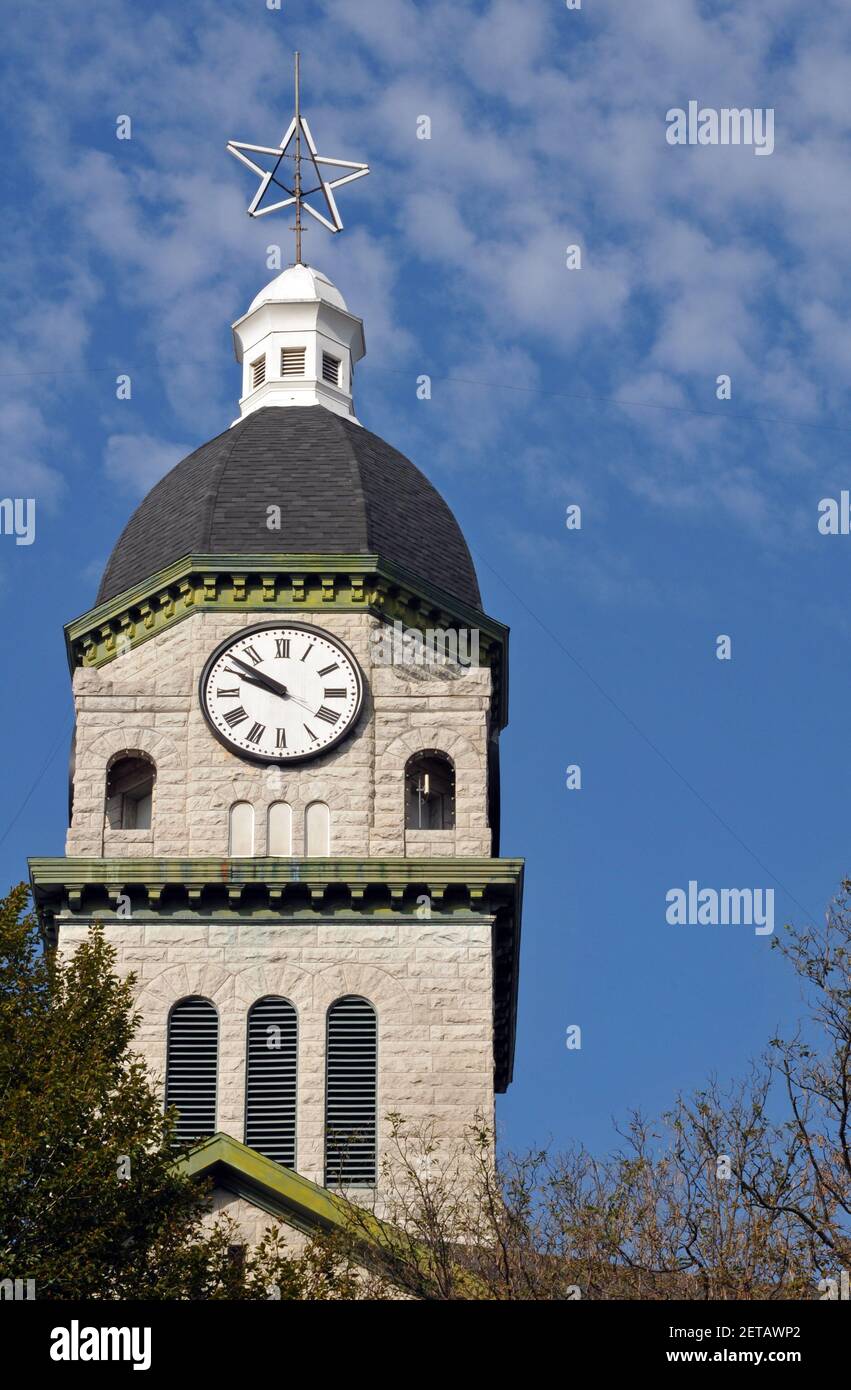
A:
[404,751,455,830]
[105,752,156,830]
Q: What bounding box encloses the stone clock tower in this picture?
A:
[30,255,522,1236]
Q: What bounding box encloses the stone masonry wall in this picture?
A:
[57,914,496,1192]
[66,610,492,859]
[60,606,498,1208]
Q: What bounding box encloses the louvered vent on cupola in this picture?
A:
[251,355,266,389]
[280,346,306,376]
[322,352,341,386]
[165,997,219,1145]
[324,996,377,1187]
[244,997,298,1167]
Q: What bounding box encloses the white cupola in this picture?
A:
[231,263,365,424]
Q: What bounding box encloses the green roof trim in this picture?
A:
[179,1133,356,1236]
[29,855,523,1091]
[181,1133,496,1297]
[64,552,509,728]
[29,853,523,901]
[180,1133,441,1289]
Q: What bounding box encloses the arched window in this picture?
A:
[324,996,377,1187]
[165,997,218,1146]
[267,802,293,856]
[404,751,455,829]
[105,753,155,830]
[244,997,298,1167]
[228,801,254,855]
[305,801,330,855]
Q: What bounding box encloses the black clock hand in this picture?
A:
[228,669,308,709]
[238,678,311,714]
[225,656,290,700]
[224,658,325,715]
[224,667,277,695]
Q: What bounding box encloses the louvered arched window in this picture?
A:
[165,997,218,1146]
[324,996,377,1187]
[244,996,298,1167]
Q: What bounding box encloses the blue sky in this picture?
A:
[2,0,851,1158]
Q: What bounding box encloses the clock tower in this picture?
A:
[29,75,523,1241]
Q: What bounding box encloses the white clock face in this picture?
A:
[199,623,364,764]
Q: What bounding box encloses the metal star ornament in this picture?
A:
[227,52,369,264]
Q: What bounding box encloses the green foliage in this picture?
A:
[4,871,848,1302]
[0,884,354,1300]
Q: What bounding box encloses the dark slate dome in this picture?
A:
[97,407,481,609]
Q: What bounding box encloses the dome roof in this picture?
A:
[246,263,348,314]
[97,407,481,609]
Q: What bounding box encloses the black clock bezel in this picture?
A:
[199,620,366,766]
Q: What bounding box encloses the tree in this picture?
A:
[6,874,849,1301]
[0,884,355,1300]
[751,880,851,1271]
[328,883,851,1300]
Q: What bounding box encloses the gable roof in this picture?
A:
[179,1132,353,1236]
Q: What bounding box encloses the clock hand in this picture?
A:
[277,690,313,714]
[226,656,290,700]
[224,657,325,715]
[224,666,272,683]
[237,681,311,714]
[224,667,278,695]
[233,671,306,710]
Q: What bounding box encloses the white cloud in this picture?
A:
[3,0,850,547]
[0,401,68,505]
[103,433,191,494]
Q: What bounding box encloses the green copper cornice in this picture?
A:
[64,552,509,728]
[179,1134,490,1291]
[179,1134,413,1255]
[178,1133,358,1235]
[29,854,523,915]
[30,855,523,1091]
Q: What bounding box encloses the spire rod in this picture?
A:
[226,54,370,266]
[293,51,303,264]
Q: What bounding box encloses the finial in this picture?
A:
[226,52,369,265]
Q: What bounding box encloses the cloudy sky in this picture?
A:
[2,0,851,1157]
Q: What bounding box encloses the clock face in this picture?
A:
[199,622,364,764]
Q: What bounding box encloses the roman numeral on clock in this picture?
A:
[205,629,360,762]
